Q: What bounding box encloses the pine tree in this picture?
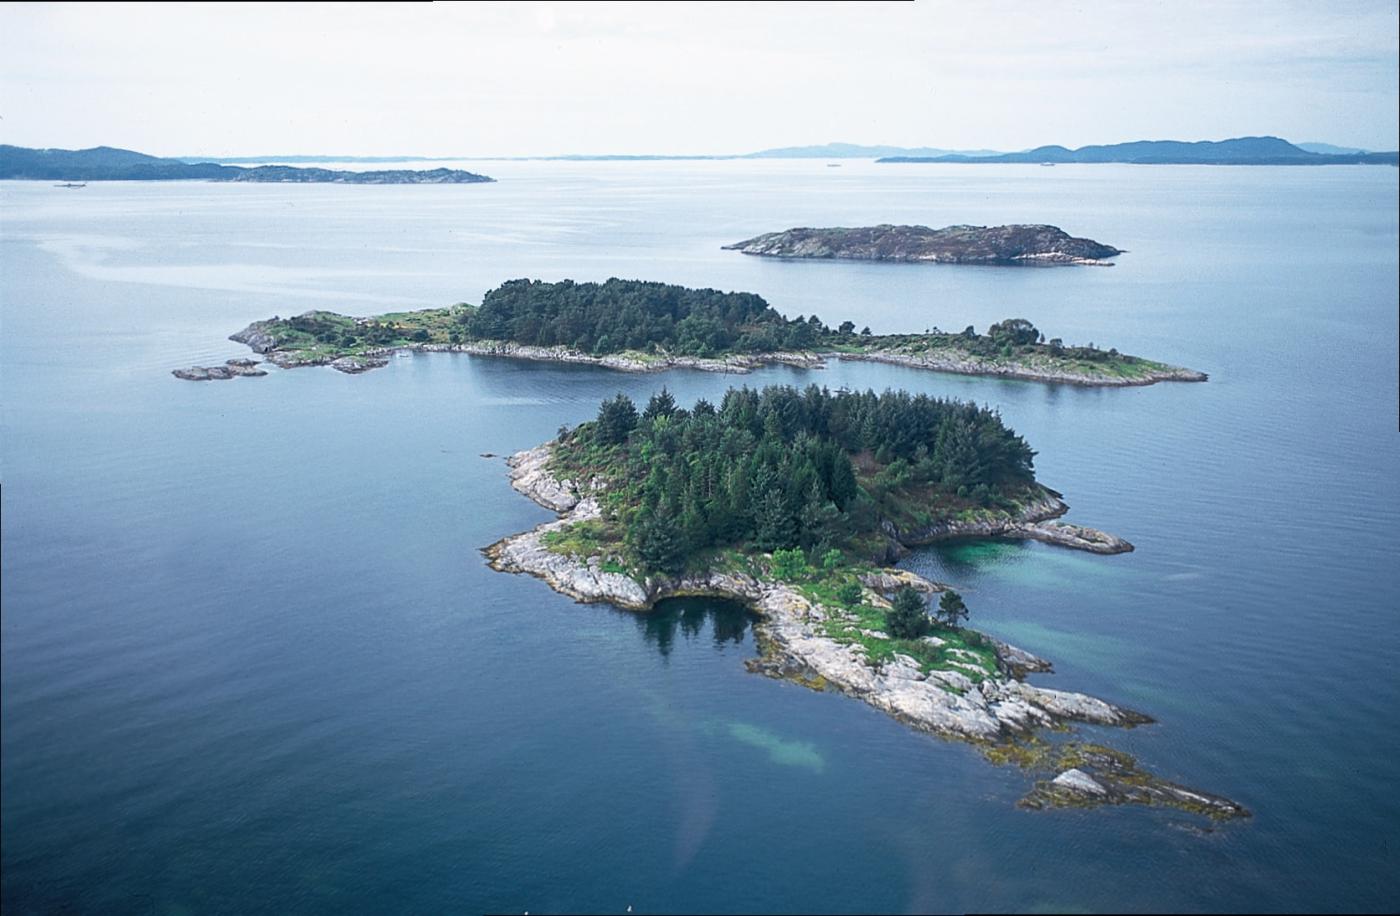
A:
[632,502,685,574]
[597,393,639,445]
[643,387,678,422]
[886,587,931,639]
[753,488,795,551]
[798,479,839,549]
[829,452,859,509]
[936,590,969,630]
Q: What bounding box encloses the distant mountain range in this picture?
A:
[879,137,1398,166]
[0,145,494,183]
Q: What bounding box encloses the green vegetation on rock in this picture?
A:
[536,385,1030,683]
[549,384,1039,570]
[229,278,1202,384]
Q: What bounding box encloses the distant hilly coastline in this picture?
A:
[742,142,1005,159]
[171,136,1396,165]
[11,138,1394,174]
[0,145,494,183]
[173,142,1008,164]
[173,155,456,165]
[879,136,1398,166]
[1297,142,1371,156]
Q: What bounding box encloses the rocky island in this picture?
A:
[484,386,1247,822]
[202,278,1206,386]
[171,358,267,381]
[723,224,1123,266]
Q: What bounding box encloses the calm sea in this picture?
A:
[2,161,1397,914]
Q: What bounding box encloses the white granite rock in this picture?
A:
[1052,768,1108,796]
[486,444,1153,744]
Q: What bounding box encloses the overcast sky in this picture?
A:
[2,1,1396,156]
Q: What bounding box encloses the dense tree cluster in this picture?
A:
[953,317,1126,362]
[462,278,837,356]
[462,279,1119,365]
[561,385,1037,573]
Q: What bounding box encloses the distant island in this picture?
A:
[162,136,1394,164]
[724,224,1122,266]
[0,145,494,183]
[1296,142,1372,156]
[740,142,1006,159]
[484,385,1247,820]
[170,143,1008,163]
[182,278,1207,386]
[878,136,1399,166]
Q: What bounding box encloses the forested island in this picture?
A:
[189,277,1207,386]
[0,145,494,183]
[484,385,1246,820]
[724,224,1122,266]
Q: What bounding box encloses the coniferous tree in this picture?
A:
[753,488,795,551]
[631,501,685,574]
[597,393,639,445]
[887,587,931,639]
[643,387,678,422]
[936,590,969,629]
[560,385,1037,570]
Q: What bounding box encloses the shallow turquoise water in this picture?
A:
[2,161,1398,913]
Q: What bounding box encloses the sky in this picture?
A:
[1,1,1396,157]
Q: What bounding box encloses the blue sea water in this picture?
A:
[2,160,1398,914]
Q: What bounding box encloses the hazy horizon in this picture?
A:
[2,1,1396,158]
[11,136,1385,161]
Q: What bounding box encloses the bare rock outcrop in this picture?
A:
[892,489,1134,555]
[172,358,268,381]
[724,224,1122,266]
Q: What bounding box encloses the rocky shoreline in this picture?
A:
[838,349,1208,387]
[213,321,1205,387]
[171,358,268,381]
[482,444,1247,820]
[450,341,825,374]
[892,489,1135,556]
[1017,743,1249,819]
[485,445,1148,743]
[224,324,826,376]
[723,224,1123,266]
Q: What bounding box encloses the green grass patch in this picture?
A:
[540,518,625,561]
[816,595,999,685]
